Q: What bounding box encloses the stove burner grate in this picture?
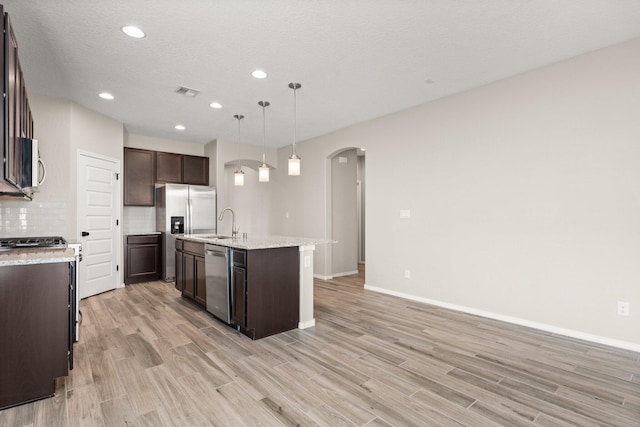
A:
[0,236,67,250]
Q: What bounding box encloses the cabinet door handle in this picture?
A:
[206,251,226,257]
[81,231,90,237]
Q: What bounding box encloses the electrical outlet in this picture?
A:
[617,301,630,316]
[404,269,411,279]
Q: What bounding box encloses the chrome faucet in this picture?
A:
[218,208,239,238]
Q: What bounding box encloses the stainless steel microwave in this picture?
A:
[21,137,46,195]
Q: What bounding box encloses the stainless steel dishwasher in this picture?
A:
[204,244,231,324]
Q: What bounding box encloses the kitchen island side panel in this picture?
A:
[246,247,299,339]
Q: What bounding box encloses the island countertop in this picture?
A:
[178,234,333,250]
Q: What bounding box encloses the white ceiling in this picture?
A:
[3,1,640,148]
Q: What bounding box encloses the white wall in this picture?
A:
[0,94,125,281]
[274,37,640,349]
[124,133,205,156]
[0,94,124,243]
[222,164,273,236]
[357,154,366,263]
[0,94,72,238]
[214,138,278,236]
[70,101,124,237]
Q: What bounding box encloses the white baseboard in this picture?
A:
[364,285,640,353]
[314,274,333,280]
[298,319,316,329]
[332,270,359,278]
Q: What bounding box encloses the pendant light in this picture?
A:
[233,114,245,186]
[258,101,270,182]
[288,82,302,176]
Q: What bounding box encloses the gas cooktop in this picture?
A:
[0,236,67,251]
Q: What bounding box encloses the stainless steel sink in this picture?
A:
[196,235,233,240]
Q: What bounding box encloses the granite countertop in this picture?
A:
[179,234,334,250]
[0,247,76,266]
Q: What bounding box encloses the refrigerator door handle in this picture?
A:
[185,200,191,234]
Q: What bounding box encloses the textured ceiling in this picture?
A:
[3,0,640,148]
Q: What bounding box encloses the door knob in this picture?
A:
[81,231,90,237]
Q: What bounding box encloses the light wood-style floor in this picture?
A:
[1,265,639,426]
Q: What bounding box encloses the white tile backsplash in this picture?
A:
[0,201,67,237]
[123,206,156,234]
[1,202,158,238]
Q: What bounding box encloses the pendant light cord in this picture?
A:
[234,114,244,170]
[292,86,297,156]
[262,103,267,164]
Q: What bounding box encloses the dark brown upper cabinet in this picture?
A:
[124,148,209,206]
[1,7,34,194]
[155,151,182,183]
[124,147,155,206]
[182,154,209,186]
[156,151,209,186]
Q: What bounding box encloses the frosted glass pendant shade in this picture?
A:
[234,169,245,186]
[259,164,270,182]
[288,155,301,176]
[288,83,302,177]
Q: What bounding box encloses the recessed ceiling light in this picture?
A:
[175,125,185,130]
[122,26,145,39]
[251,69,267,79]
[210,102,222,109]
[98,92,114,100]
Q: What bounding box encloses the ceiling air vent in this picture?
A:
[175,86,200,97]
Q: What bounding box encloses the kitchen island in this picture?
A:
[175,234,330,339]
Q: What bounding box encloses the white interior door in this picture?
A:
[77,152,120,299]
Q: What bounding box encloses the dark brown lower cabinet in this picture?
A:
[232,263,247,329]
[232,247,299,340]
[183,252,195,299]
[175,248,184,292]
[0,262,70,409]
[175,240,206,307]
[124,234,161,284]
[194,256,206,306]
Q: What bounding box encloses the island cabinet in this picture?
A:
[175,239,206,306]
[232,247,299,340]
[124,234,161,284]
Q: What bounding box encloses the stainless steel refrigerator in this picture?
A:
[156,184,216,281]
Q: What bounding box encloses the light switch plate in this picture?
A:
[400,209,411,219]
